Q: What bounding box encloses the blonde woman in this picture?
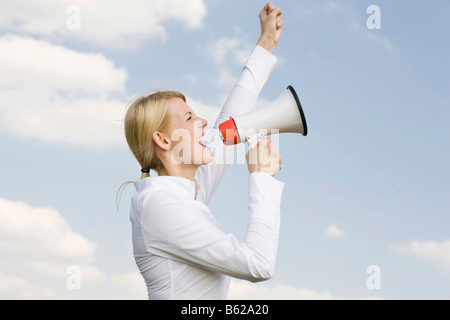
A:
[124,2,284,299]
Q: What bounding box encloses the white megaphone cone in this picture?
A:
[219,85,308,149]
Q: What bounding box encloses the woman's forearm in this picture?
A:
[213,46,278,129]
[213,2,282,128]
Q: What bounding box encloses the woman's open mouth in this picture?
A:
[198,134,207,147]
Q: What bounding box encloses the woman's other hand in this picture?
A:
[257,2,283,53]
[246,138,282,177]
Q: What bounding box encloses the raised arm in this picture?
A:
[196,2,284,205]
[213,2,283,128]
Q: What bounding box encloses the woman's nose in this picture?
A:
[200,117,208,128]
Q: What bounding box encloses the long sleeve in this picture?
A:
[195,46,278,205]
[140,172,284,282]
[213,45,278,128]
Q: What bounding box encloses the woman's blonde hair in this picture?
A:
[124,90,186,179]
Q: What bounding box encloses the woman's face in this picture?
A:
[165,97,214,166]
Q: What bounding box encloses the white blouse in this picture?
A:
[130,46,284,300]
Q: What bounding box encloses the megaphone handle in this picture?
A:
[248,138,258,150]
[246,132,264,150]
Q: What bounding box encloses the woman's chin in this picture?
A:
[191,144,214,165]
[202,147,214,164]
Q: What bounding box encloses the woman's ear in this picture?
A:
[153,131,171,151]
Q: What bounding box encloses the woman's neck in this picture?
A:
[158,164,199,181]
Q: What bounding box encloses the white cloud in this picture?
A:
[206,37,252,66]
[0,198,96,263]
[205,36,285,93]
[326,1,339,11]
[0,0,207,48]
[0,197,146,299]
[0,197,101,299]
[0,35,127,93]
[227,280,383,300]
[366,32,394,50]
[217,69,238,89]
[349,23,394,51]
[325,224,345,239]
[0,88,127,148]
[205,37,253,89]
[391,240,450,273]
[0,35,128,148]
[0,272,34,299]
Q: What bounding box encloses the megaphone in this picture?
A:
[219,85,308,149]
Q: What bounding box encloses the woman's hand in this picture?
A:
[257,2,283,54]
[246,138,282,177]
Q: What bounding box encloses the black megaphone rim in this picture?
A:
[286,85,308,136]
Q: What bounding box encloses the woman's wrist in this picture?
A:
[256,36,276,54]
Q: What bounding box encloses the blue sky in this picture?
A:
[0,0,449,299]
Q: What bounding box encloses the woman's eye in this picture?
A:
[187,116,192,121]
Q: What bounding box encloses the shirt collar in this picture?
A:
[134,175,201,200]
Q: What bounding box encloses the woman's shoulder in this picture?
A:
[140,186,185,207]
